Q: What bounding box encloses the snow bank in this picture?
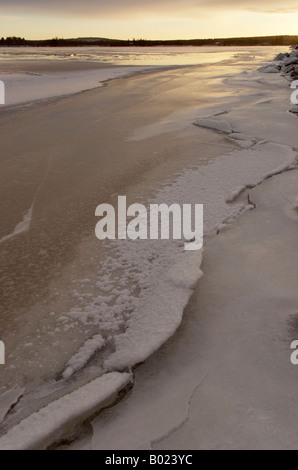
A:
[0,372,131,450]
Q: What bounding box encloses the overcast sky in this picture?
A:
[1,0,298,39]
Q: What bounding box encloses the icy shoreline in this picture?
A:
[103,142,296,373]
[2,144,295,450]
[0,47,297,449]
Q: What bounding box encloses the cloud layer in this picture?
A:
[2,0,298,18]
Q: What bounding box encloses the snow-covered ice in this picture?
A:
[53,140,296,379]
[89,169,298,450]
[0,372,131,450]
[103,141,296,372]
[73,50,298,450]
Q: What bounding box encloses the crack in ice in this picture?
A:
[151,372,209,449]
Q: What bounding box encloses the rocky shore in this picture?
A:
[277,46,298,81]
[261,46,298,81]
[274,47,298,115]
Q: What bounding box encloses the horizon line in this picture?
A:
[1,34,298,42]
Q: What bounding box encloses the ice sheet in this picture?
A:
[0,67,158,107]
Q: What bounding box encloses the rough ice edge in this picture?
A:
[0,205,33,245]
[0,388,25,425]
[0,372,132,450]
[54,142,297,377]
[104,142,297,372]
[105,250,203,371]
[225,161,297,204]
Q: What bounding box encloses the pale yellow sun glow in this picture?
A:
[0,9,298,40]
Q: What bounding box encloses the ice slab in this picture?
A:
[194,119,233,134]
[0,372,131,450]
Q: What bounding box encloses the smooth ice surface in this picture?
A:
[0,67,158,107]
[0,46,285,108]
[0,45,268,68]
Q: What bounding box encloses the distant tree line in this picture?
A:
[0,35,298,47]
[0,37,27,46]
